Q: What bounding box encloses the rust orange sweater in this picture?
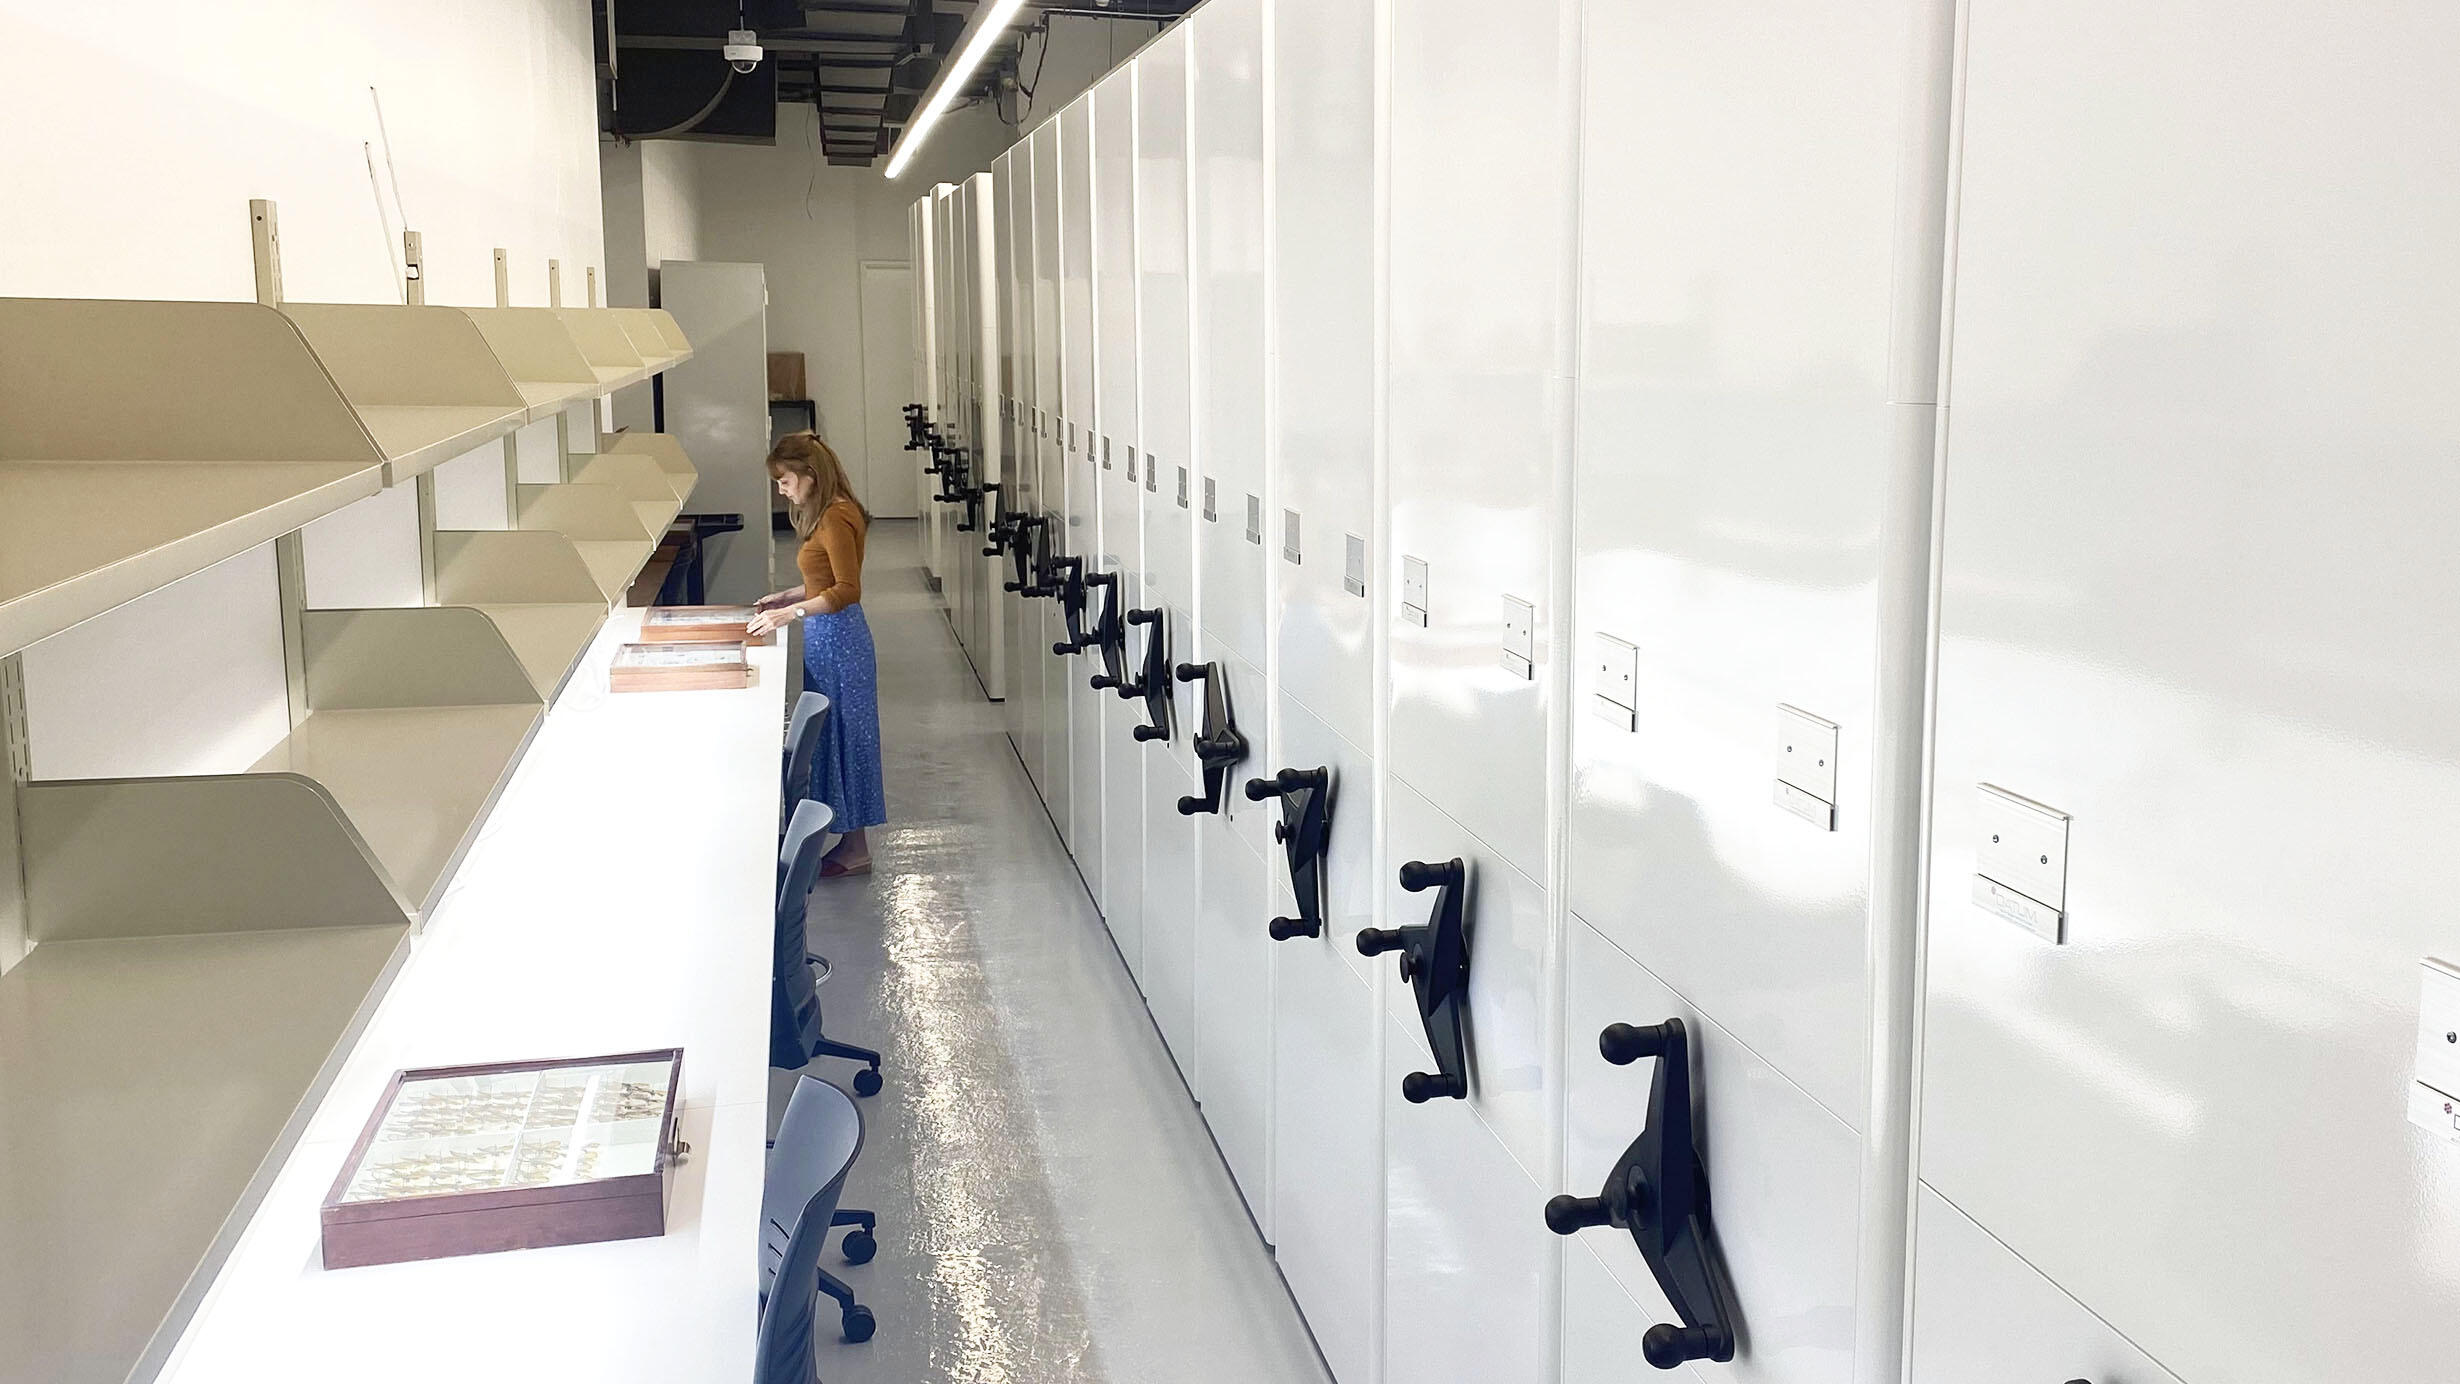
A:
[796,498,868,612]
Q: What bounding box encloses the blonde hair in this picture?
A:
[765,432,867,538]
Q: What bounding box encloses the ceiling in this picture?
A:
[596,1,1198,165]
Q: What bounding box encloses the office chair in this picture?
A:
[782,692,831,831]
[756,1075,879,1379]
[772,800,885,1097]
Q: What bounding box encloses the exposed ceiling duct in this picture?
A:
[596,0,1199,166]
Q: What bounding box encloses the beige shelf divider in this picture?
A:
[552,308,651,392]
[610,307,693,370]
[0,772,413,1384]
[455,307,599,422]
[517,480,661,600]
[433,528,614,696]
[600,430,701,501]
[280,303,529,484]
[0,297,388,657]
[576,449,691,534]
[250,605,547,924]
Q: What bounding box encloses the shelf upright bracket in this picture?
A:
[252,199,311,726]
[0,653,29,972]
[404,229,439,602]
[494,247,520,523]
[587,266,599,307]
[403,229,425,305]
[249,198,283,307]
[550,253,576,483]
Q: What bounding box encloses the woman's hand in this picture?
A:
[747,603,799,638]
[751,588,802,612]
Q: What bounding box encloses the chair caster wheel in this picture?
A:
[841,1230,877,1264]
[841,1305,877,1343]
[853,1068,883,1098]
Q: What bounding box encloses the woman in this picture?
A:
[750,433,886,876]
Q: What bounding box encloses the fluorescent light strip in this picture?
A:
[884,0,1031,180]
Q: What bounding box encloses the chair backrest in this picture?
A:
[777,797,836,920]
[783,691,830,807]
[754,1079,864,1384]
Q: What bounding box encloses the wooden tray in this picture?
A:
[610,640,751,692]
[320,1049,686,1269]
[638,604,773,646]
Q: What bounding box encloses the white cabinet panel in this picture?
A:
[1564,0,1929,1135]
[1030,123,1072,834]
[1906,1187,2183,1384]
[1383,0,1576,883]
[1140,751,1201,1076]
[1561,917,1859,1382]
[1269,0,1376,751]
[1195,812,1273,1227]
[1134,36,1198,788]
[1383,1012,1554,1384]
[1381,776,1553,1185]
[1061,99,1105,900]
[1092,73,1147,962]
[1188,0,1270,673]
[1918,4,2460,1380]
[1271,919,1380,1384]
[998,150,1042,766]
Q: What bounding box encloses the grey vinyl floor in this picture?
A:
[770,520,1331,1384]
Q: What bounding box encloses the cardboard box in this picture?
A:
[767,351,806,402]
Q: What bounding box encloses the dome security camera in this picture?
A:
[722,29,764,74]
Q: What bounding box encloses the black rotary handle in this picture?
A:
[1600,1021,1676,1066]
[1174,662,1206,682]
[1133,723,1169,743]
[1544,1194,1613,1235]
[1401,1072,1468,1104]
[1267,916,1322,942]
[1355,928,1407,957]
[1004,518,1051,592]
[1109,606,1162,697]
[1399,858,1463,893]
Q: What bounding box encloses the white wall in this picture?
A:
[0,0,610,778]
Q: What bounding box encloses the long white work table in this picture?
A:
[157,609,787,1384]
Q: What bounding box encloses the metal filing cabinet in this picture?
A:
[1029,121,1072,833]
[1130,29,1201,1070]
[1911,2,2460,1379]
[1091,70,1147,978]
[1185,0,1276,1228]
[1264,0,1382,1376]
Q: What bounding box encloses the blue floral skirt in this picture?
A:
[800,603,887,830]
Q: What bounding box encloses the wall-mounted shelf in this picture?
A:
[0,773,414,1384]
[456,307,600,421]
[0,297,388,656]
[552,308,650,393]
[281,302,529,484]
[611,308,693,371]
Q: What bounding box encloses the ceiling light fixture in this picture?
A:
[883,0,1030,180]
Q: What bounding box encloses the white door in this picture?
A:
[859,261,916,520]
